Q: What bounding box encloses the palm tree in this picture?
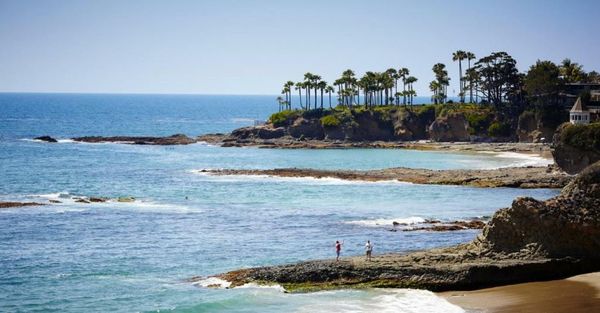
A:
[452,50,467,103]
[429,81,440,103]
[326,85,335,108]
[317,80,327,109]
[398,68,409,105]
[465,52,476,103]
[276,96,284,112]
[560,58,584,83]
[432,63,450,103]
[385,68,398,105]
[295,82,304,110]
[284,81,294,109]
[281,88,288,110]
[303,73,314,109]
[405,76,418,108]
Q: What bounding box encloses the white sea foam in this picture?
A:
[295,289,464,313]
[479,151,553,168]
[191,170,414,186]
[230,117,255,123]
[193,277,232,288]
[344,216,426,227]
[26,192,195,213]
[56,138,76,143]
[20,138,76,144]
[238,283,286,292]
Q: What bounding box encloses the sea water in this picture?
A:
[0,93,558,312]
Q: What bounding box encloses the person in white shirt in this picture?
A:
[365,240,373,261]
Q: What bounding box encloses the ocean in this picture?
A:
[0,93,558,312]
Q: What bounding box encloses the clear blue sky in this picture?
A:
[1,0,599,95]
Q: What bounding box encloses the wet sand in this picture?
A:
[441,272,600,313]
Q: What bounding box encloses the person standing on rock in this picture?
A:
[365,240,373,261]
[335,240,343,261]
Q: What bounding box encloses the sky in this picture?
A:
[1,0,599,96]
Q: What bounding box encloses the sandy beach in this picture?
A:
[441,272,600,313]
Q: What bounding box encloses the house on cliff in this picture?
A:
[570,95,600,125]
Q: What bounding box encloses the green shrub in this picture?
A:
[320,115,342,127]
[302,108,326,120]
[466,113,490,135]
[488,121,512,137]
[561,122,600,152]
[269,110,299,127]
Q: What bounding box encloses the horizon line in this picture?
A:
[0,91,439,98]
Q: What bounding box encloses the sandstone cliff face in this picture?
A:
[478,161,600,259]
[231,126,285,140]
[347,111,395,141]
[428,113,470,142]
[392,109,435,140]
[517,112,554,143]
[552,123,600,174]
[289,118,325,139]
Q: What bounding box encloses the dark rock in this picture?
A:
[48,199,62,203]
[34,136,58,143]
[288,118,324,140]
[349,111,395,141]
[404,220,486,232]
[75,199,90,203]
[72,134,197,145]
[479,161,600,258]
[0,202,46,209]
[429,113,470,142]
[323,126,347,141]
[88,197,108,203]
[552,123,600,174]
[392,109,435,141]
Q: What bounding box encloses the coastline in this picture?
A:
[200,165,570,188]
[198,134,552,155]
[441,272,600,313]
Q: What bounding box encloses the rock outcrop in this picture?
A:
[200,161,600,292]
[34,136,58,143]
[202,165,570,189]
[72,134,197,145]
[288,118,325,140]
[0,202,45,209]
[231,126,285,140]
[516,111,555,143]
[392,109,435,141]
[428,113,470,142]
[552,123,600,174]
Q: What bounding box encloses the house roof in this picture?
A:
[570,97,587,112]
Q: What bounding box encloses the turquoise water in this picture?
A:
[0,94,558,312]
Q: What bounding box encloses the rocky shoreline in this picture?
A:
[199,133,552,153]
[0,201,46,209]
[194,161,600,293]
[200,165,570,188]
[33,133,552,156]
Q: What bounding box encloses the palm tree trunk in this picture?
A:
[320,89,324,109]
[458,60,463,103]
[403,81,407,106]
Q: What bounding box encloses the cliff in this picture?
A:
[217,106,567,145]
[552,123,600,174]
